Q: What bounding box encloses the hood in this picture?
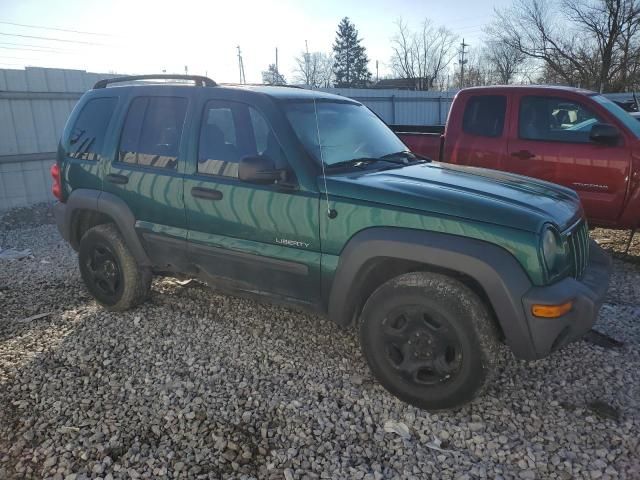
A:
[322,162,583,233]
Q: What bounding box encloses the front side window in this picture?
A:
[68,97,117,160]
[282,100,407,166]
[519,96,603,143]
[119,96,188,169]
[462,95,507,138]
[198,101,287,177]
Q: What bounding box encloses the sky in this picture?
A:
[0,0,511,84]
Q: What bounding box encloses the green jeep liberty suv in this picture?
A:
[52,75,611,410]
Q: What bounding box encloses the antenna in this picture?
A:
[313,99,334,219]
[237,45,246,84]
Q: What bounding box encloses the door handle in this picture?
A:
[191,187,223,200]
[105,173,129,184]
[511,150,535,160]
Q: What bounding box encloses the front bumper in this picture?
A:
[522,240,611,358]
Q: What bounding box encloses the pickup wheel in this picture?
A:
[78,224,151,311]
[359,272,499,411]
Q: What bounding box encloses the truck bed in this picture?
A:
[391,125,444,162]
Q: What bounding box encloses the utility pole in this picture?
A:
[304,40,310,87]
[459,39,468,88]
[275,47,279,77]
[237,45,246,84]
[376,60,379,83]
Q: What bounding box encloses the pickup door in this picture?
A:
[504,92,631,226]
[182,97,321,304]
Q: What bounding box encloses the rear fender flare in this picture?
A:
[63,189,151,266]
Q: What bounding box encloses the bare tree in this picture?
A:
[390,18,458,90]
[293,51,334,87]
[487,0,640,92]
[261,64,286,85]
[484,40,527,84]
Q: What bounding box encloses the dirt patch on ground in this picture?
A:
[0,203,56,233]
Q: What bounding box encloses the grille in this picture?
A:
[565,220,590,279]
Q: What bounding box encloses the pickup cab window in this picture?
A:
[462,95,506,137]
[519,96,602,143]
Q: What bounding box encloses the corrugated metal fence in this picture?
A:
[0,67,115,210]
[319,87,456,126]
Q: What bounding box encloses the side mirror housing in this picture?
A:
[238,155,283,184]
[589,123,620,145]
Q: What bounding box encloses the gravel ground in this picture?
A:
[0,207,638,479]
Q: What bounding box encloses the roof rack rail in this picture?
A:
[93,74,217,89]
[219,82,305,89]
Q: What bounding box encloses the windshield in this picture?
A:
[283,100,408,166]
[592,94,640,138]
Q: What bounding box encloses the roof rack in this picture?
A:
[93,74,217,89]
[219,82,305,89]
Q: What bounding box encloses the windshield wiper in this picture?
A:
[325,152,430,171]
[380,150,432,163]
[325,157,388,170]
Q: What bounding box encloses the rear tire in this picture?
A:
[359,272,499,411]
[78,224,151,311]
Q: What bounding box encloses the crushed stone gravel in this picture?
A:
[0,214,638,479]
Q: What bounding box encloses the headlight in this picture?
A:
[541,226,565,274]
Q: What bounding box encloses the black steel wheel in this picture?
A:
[359,272,500,411]
[381,305,463,386]
[78,224,151,311]
[83,242,123,300]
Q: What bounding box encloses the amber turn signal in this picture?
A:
[531,301,573,318]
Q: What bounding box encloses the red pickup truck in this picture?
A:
[395,86,640,232]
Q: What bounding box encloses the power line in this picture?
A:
[0,41,70,50]
[0,45,75,54]
[0,20,113,37]
[0,31,111,47]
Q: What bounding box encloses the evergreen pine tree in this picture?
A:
[332,17,372,87]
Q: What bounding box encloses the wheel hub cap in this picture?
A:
[381,307,462,385]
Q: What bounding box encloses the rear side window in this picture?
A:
[462,95,507,137]
[68,97,117,160]
[198,100,287,177]
[119,96,188,169]
[519,96,603,143]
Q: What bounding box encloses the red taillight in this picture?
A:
[50,163,62,200]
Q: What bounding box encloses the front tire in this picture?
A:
[78,224,151,311]
[359,272,500,411]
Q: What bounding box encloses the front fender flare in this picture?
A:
[327,228,537,359]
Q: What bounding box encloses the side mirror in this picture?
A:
[589,123,620,145]
[238,155,283,184]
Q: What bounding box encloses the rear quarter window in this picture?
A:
[462,95,507,138]
[67,97,117,160]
